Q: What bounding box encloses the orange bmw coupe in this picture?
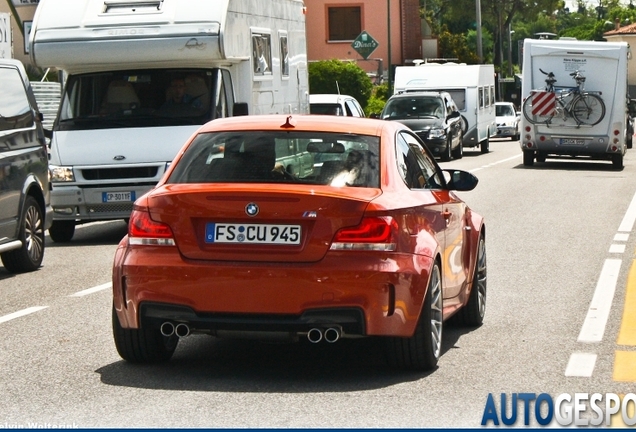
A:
[112,114,486,371]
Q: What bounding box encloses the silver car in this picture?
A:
[494,102,520,141]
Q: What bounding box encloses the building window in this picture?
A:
[328,7,361,41]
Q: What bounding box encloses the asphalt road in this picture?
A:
[1,138,635,428]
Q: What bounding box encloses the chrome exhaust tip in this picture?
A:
[160,322,175,337]
[324,327,341,343]
[175,323,190,338]
[307,328,323,343]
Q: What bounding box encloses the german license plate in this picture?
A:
[102,191,136,203]
[205,223,301,245]
[560,138,585,145]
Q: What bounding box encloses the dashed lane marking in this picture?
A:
[0,306,48,325]
[69,282,111,297]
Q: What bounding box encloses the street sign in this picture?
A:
[351,31,379,60]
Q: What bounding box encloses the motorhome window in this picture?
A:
[479,87,485,108]
[252,33,272,76]
[0,68,34,132]
[57,69,218,130]
[485,86,491,106]
[443,89,466,110]
[490,86,496,107]
[328,7,361,40]
[280,34,289,77]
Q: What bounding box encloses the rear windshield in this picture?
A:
[168,131,380,188]
[310,103,343,116]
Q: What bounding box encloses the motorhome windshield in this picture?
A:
[57,69,222,130]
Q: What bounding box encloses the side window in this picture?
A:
[484,86,491,107]
[479,87,485,109]
[490,86,495,107]
[0,67,34,133]
[397,132,444,189]
[279,33,289,77]
[252,32,272,76]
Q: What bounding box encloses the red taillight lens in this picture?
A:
[128,207,175,246]
[331,217,397,251]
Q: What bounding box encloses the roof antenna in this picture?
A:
[336,81,341,95]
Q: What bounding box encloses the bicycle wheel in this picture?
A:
[522,91,555,125]
[572,93,605,125]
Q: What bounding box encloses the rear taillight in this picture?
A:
[330,216,397,251]
[128,207,175,246]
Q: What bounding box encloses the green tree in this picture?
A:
[308,59,373,108]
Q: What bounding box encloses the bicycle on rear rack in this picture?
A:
[522,69,605,126]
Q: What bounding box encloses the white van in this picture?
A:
[520,39,629,169]
[29,0,309,242]
[393,62,496,153]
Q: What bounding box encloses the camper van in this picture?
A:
[29,0,310,242]
[393,63,496,153]
[520,39,629,169]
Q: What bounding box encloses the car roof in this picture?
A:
[196,114,399,136]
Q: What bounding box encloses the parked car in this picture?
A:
[309,94,365,117]
[627,98,636,149]
[494,102,520,141]
[0,59,53,273]
[111,114,487,371]
[380,91,464,161]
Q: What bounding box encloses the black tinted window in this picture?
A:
[0,67,34,132]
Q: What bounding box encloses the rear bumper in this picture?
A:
[112,241,434,338]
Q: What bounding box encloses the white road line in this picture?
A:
[69,282,111,297]
[0,306,48,325]
[565,352,597,377]
[577,258,622,343]
[614,233,630,242]
[618,190,636,232]
[610,244,626,254]
[469,153,522,173]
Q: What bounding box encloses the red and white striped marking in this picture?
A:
[530,91,556,116]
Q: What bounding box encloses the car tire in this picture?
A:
[456,233,486,327]
[480,137,489,153]
[513,127,520,141]
[112,305,178,363]
[48,220,76,243]
[535,152,547,163]
[523,150,534,166]
[441,139,452,162]
[452,136,464,159]
[1,196,45,273]
[612,153,624,170]
[385,262,443,371]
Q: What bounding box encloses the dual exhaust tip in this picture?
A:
[307,327,341,343]
[160,322,190,338]
[160,322,342,343]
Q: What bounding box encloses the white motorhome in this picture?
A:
[29,0,309,242]
[393,62,496,153]
[520,39,629,169]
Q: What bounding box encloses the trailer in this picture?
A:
[29,0,310,242]
[520,39,629,169]
[393,62,496,153]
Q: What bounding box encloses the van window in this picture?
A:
[57,69,218,131]
[0,68,34,132]
[479,87,485,108]
[279,33,289,77]
[442,89,466,111]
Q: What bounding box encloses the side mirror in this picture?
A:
[442,169,478,191]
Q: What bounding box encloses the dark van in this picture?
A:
[0,59,52,273]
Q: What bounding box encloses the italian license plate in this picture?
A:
[560,138,585,145]
[205,223,301,245]
[102,191,136,203]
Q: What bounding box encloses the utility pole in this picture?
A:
[475,0,483,63]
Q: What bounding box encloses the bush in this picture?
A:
[309,59,373,108]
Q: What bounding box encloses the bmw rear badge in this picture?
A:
[245,203,259,217]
